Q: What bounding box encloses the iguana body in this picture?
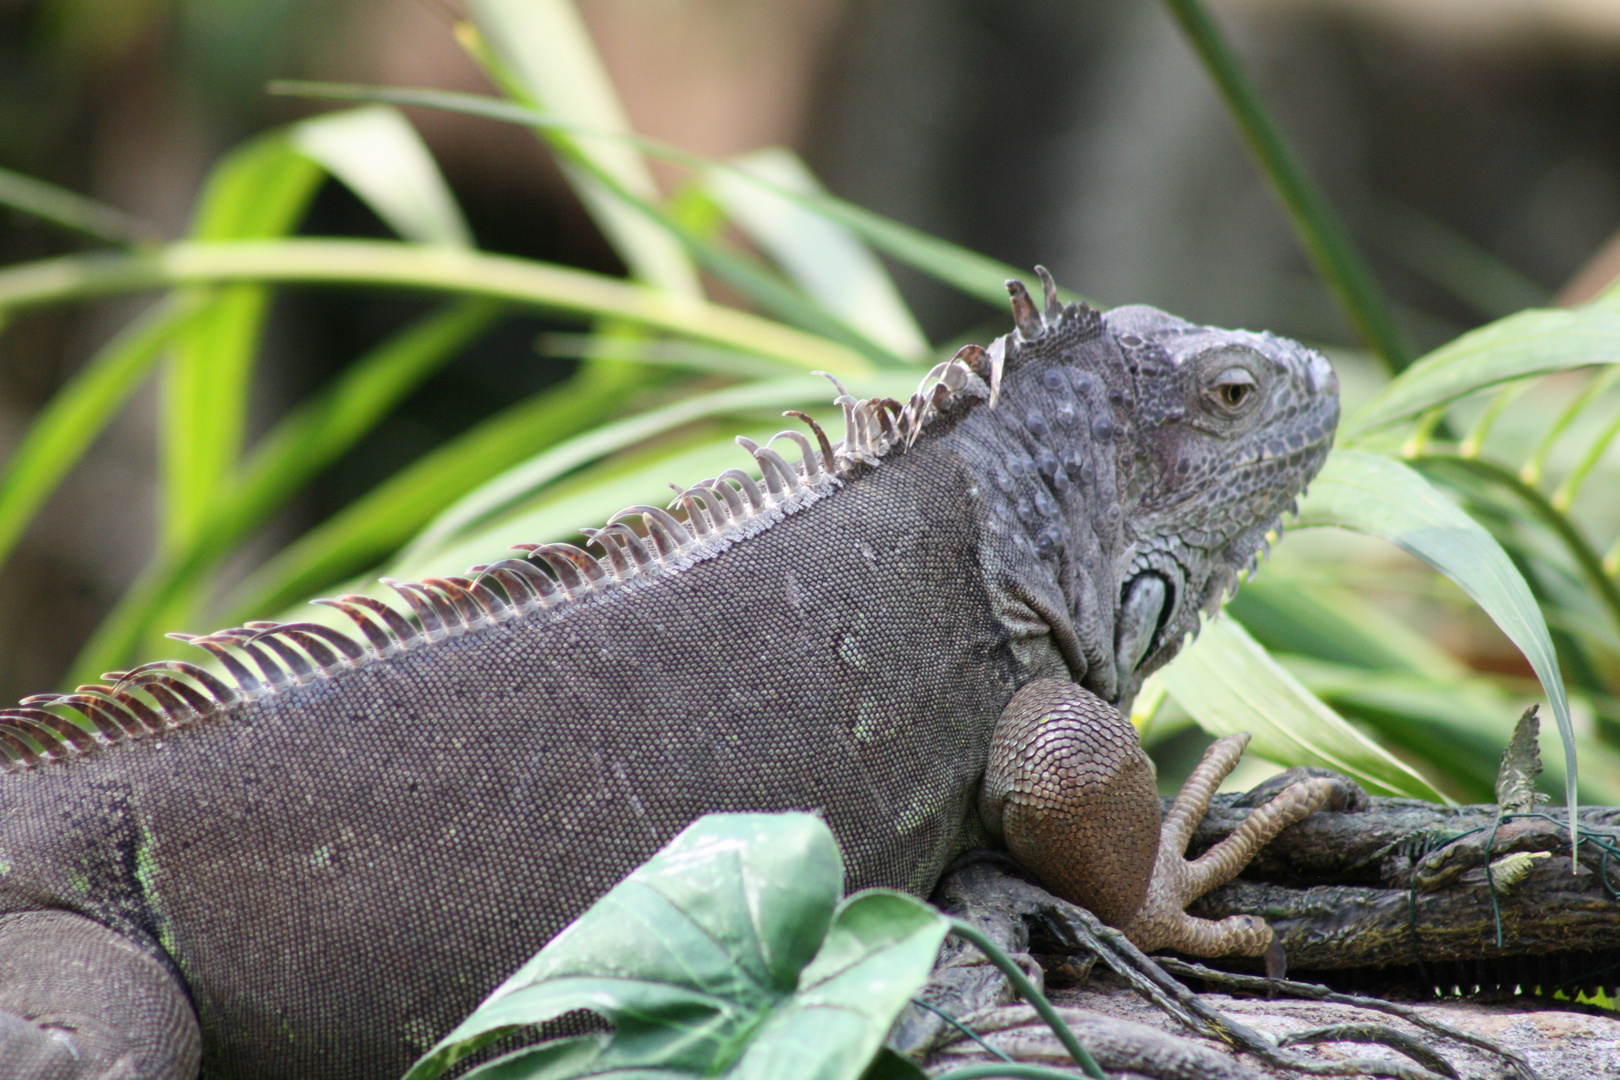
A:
[0,277,1338,1079]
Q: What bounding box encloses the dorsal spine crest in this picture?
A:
[0,272,1090,772]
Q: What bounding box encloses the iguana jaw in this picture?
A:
[1103,307,1340,700]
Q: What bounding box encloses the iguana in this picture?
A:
[0,272,1341,1079]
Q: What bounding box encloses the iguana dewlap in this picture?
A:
[0,273,1339,1079]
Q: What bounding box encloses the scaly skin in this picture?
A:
[0,273,1338,1079]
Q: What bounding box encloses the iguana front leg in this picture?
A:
[979,677,1350,959]
[0,910,200,1079]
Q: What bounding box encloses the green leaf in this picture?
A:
[535,333,804,379]
[465,0,701,298]
[1156,615,1447,800]
[404,813,948,1080]
[1347,305,1620,437]
[266,82,1081,312]
[387,430,797,592]
[0,164,161,247]
[709,148,929,360]
[1228,577,1468,680]
[0,295,204,578]
[407,53,907,366]
[1295,449,1579,835]
[216,359,653,627]
[163,129,324,552]
[289,105,473,247]
[0,239,874,378]
[399,370,923,563]
[1281,656,1620,805]
[65,300,500,685]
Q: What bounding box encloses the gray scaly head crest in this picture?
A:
[973,269,1339,706]
[1105,302,1338,698]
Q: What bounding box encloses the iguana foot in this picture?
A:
[0,910,200,1079]
[978,679,1360,969]
[1122,734,1359,969]
[894,858,1262,1077]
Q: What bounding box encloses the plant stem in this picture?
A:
[944,918,1105,1080]
[1161,0,1409,372]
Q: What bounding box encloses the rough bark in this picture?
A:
[1188,795,1620,982]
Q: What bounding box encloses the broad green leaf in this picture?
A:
[1296,449,1578,833]
[1228,576,1468,680]
[724,891,948,1080]
[1285,656,1620,806]
[709,148,929,360]
[0,295,203,578]
[267,82,1081,312]
[164,129,324,552]
[0,239,873,378]
[465,0,700,298]
[404,813,947,1080]
[289,105,472,247]
[67,300,501,685]
[0,164,160,246]
[1347,305,1620,437]
[1156,615,1446,800]
[1409,454,1620,665]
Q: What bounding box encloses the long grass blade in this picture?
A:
[290,105,473,247]
[1288,656,1620,805]
[1348,305,1620,437]
[400,369,923,561]
[0,164,163,246]
[163,130,324,553]
[1160,0,1407,371]
[1371,202,1549,321]
[1412,454,1620,653]
[0,295,203,579]
[216,360,654,627]
[463,0,700,298]
[1158,616,1446,800]
[265,82,1078,311]
[0,239,874,377]
[708,148,929,359]
[1297,449,1579,851]
[65,300,503,684]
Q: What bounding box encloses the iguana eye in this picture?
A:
[1207,368,1258,415]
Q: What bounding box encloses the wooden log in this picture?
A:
[1186,794,1620,978]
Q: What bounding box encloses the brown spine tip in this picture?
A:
[952,343,992,383]
[1034,265,1063,324]
[1005,278,1044,340]
[784,410,837,475]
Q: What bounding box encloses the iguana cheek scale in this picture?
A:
[0,271,1340,1079]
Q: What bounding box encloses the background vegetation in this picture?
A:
[2,0,1620,809]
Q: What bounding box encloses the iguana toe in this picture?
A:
[1123,736,1349,961]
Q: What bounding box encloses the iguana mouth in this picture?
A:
[1116,570,1175,681]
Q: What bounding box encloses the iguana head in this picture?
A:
[1099,302,1338,700]
[965,271,1339,706]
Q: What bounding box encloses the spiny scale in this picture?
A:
[0,274,1106,772]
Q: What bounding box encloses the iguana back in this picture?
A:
[0,281,1338,1078]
